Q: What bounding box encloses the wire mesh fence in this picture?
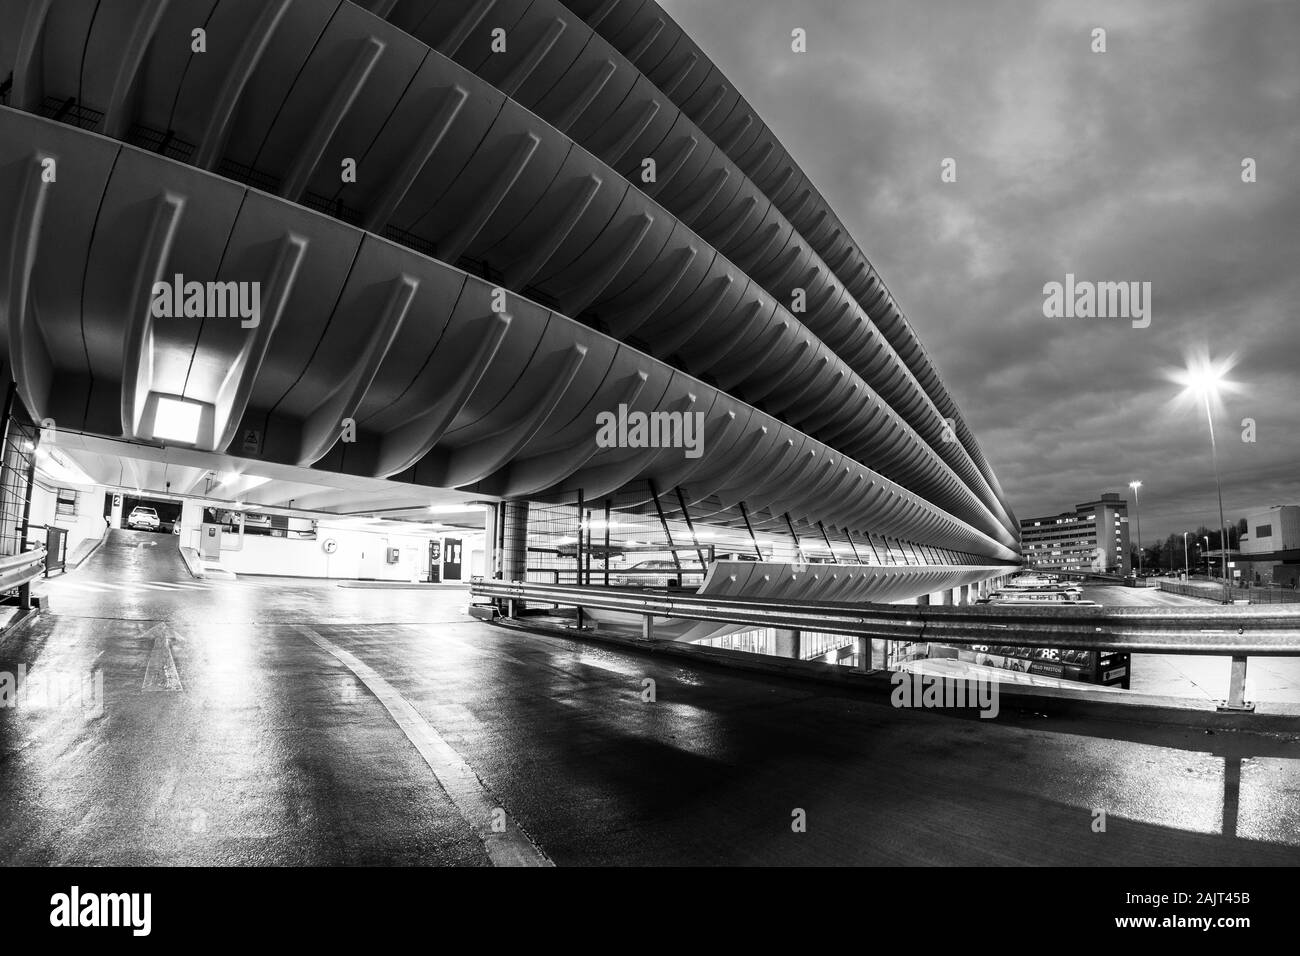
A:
[0,391,38,562]
[1157,579,1300,605]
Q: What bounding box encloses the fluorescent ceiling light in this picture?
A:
[219,472,272,491]
[153,397,202,444]
[34,447,95,486]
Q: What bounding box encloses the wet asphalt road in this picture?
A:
[1,530,1299,866]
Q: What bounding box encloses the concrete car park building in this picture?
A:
[5,0,1300,879]
[0,0,1019,617]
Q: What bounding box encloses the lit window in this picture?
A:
[153,396,202,443]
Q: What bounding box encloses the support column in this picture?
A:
[773,628,801,660]
[484,502,499,579]
[938,588,954,606]
[856,636,871,672]
[501,500,529,583]
[1217,656,1255,712]
[916,593,931,606]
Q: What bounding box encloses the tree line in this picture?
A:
[1130,518,1248,571]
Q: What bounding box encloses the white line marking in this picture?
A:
[142,624,184,692]
[299,627,552,867]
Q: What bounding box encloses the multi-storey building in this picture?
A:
[1020,493,1130,573]
[1239,505,1300,587]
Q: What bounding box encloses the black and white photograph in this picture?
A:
[0,0,1296,930]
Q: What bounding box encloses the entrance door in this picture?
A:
[358,545,383,580]
[443,537,462,581]
[428,540,441,583]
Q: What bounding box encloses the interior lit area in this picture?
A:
[27,429,487,585]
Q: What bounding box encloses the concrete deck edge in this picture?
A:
[0,606,41,651]
[179,546,204,579]
[69,526,110,569]
[491,615,1300,735]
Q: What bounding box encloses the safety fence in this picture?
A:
[1158,580,1300,605]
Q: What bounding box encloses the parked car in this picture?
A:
[608,559,701,587]
[126,506,160,531]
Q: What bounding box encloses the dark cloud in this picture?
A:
[661,0,1300,542]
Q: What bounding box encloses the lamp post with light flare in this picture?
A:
[1129,481,1143,579]
[1177,359,1233,603]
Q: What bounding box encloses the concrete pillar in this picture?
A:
[774,628,801,659]
[939,588,954,606]
[501,500,529,583]
[958,584,971,606]
[856,636,871,671]
[916,593,931,606]
[483,503,499,579]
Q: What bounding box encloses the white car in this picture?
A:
[127,506,160,531]
[608,560,703,587]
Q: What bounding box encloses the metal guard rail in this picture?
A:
[470,579,1300,655]
[0,546,46,595]
[470,579,1300,714]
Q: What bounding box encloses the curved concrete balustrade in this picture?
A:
[0,107,1018,562]
[0,0,1018,549]
[552,0,1012,519]
[373,0,1017,539]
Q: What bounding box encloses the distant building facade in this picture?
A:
[1020,492,1130,573]
[1238,505,1300,587]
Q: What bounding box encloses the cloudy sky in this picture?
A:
[660,0,1299,543]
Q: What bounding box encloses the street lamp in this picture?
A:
[1182,531,1189,580]
[1176,357,1232,602]
[1128,480,1143,578]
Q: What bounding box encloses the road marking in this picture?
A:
[142,624,184,692]
[299,627,552,867]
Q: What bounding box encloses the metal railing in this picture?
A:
[470,578,1300,713]
[1158,579,1300,605]
[42,526,66,575]
[524,567,707,587]
[0,545,45,608]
